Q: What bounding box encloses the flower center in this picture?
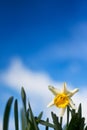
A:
[54,93,69,108]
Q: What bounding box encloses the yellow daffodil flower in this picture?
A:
[47,82,79,117]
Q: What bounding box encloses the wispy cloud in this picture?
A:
[0,119,2,130]
[0,58,61,95]
[0,58,63,110]
[0,58,87,124]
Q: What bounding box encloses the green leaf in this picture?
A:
[71,109,75,117]
[79,118,85,130]
[26,108,30,123]
[37,111,43,121]
[51,112,62,130]
[14,99,19,130]
[45,118,49,130]
[60,117,63,127]
[78,103,82,119]
[3,96,13,130]
[67,114,78,130]
[38,119,54,128]
[35,111,43,125]
[21,108,27,130]
[21,87,26,111]
[85,126,87,130]
[67,113,85,130]
[28,102,39,130]
[67,106,69,126]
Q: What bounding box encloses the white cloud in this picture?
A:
[0,58,63,112]
[0,59,62,96]
[0,58,87,125]
[0,119,2,130]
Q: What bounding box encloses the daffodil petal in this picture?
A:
[62,82,68,94]
[69,99,76,109]
[60,108,66,117]
[70,88,79,97]
[48,85,60,95]
[47,100,54,107]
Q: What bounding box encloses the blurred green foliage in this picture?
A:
[3,87,87,130]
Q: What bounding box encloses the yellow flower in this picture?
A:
[47,82,79,117]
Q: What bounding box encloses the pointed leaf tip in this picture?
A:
[3,96,14,130]
[21,87,26,111]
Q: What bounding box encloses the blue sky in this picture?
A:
[0,0,87,129]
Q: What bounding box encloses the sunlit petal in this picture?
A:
[62,82,67,93]
[69,88,79,97]
[48,85,60,95]
[47,100,54,107]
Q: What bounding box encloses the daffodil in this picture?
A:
[47,82,79,117]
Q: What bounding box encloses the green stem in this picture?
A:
[67,106,69,127]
